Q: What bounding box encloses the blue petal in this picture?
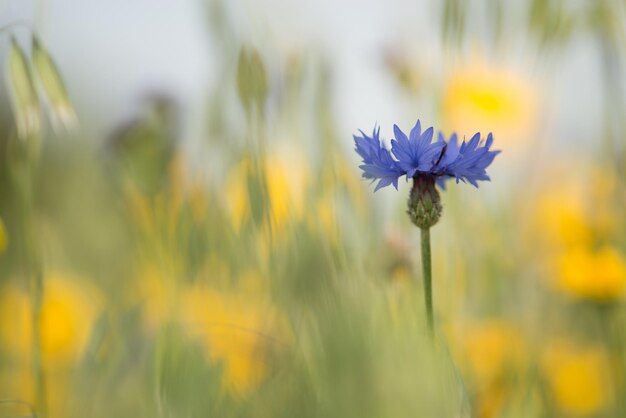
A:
[354,125,405,191]
[391,121,441,177]
[409,119,422,143]
[444,132,500,186]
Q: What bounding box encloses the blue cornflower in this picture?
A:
[353,120,499,191]
[353,121,500,335]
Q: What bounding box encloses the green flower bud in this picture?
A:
[32,36,77,131]
[6,37,41,140]
[407,175,442,229]
[236,46,268,112]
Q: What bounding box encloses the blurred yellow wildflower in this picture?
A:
[134,262,179,331]
[225,158,251,232]
[0,273,101,418]
[557,246,626,301]
[531,167,620,252]
[265,153,308,231]
[442,61,537,145]
[454,320,525,388]
[448,320,526,418]
[542,341,613,416]
[0,272,101,367]
[225,151,309,235]
[181,273,283,394]
[534,186,591,250]
[0,217,7,254]
[530,169,626,301]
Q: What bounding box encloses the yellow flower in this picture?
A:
[133,262,179,331]
[0,273,101,418]
[533,186,591,250]
[0,273,101,366]
[448,320,526,418]
[264,153,308,233]
[557,246,626,301]
[542,341,613,416]
[225,159,251,232]
[180,273,282,395]
[224,152,309,235]
[530,170,625,301]
[442,61,537,145]
[531,166,621,251]
[454,320,525,388]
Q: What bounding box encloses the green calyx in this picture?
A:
[407,175,442,229]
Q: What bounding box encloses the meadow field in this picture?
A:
[1,1,625,417]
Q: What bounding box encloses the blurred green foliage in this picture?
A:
[0,1,626,418]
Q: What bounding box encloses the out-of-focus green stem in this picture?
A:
[420,227,434,336]
[28,215,45,418]
[15,140,46,417]
[31,265,45,417]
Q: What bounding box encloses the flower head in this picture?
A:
[354,120,500,191]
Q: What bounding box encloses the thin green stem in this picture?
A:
[420,227,434,336]
[31,266,45,418]
[14,141,46,417]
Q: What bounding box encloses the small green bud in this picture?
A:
[32,36,77,131]
[236,46,268,112]
[407,175,442,229]
[6,37,41,139]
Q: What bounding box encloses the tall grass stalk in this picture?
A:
[420,227,434,336]
[13,138,46,417]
